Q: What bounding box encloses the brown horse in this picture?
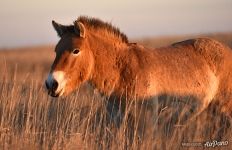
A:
[45,16,232,118]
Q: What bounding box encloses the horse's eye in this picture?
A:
[72,49,80,55]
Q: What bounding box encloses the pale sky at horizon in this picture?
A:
[0,0,232,48]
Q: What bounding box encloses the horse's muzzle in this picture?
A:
[45,80,60,97]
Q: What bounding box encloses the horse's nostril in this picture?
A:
[52,80,59,91]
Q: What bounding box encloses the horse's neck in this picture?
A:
[88,35,128,96]
[89,38,153,99]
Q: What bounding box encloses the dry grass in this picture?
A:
[0,33,232,149]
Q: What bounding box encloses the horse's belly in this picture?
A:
[144,66,218,107]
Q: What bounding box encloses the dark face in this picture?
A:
[45,21,94,97]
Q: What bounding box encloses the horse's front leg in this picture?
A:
[106,95,126,128]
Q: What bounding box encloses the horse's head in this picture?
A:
[45,20,94,97]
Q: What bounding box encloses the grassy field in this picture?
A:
[0,33,232,149]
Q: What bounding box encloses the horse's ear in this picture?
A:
[74,21,86,38]
[52,20,67,37]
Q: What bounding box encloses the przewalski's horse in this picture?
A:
[45,16,232,120]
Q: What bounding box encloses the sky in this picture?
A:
[0,0,231,48]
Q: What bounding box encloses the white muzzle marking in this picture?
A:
[47,71,67,96]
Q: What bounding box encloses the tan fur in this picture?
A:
[48,16,232,116]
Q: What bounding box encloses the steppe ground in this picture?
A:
[0,33,232,149]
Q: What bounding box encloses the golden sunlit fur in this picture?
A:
[47,16,232,117]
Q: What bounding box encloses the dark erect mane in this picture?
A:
[76,16,128,43]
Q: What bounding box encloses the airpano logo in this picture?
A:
[204,140,228,148]
[182,140,229,148]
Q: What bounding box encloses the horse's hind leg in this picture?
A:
[221,97,232,117]
[209,101,231,140]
